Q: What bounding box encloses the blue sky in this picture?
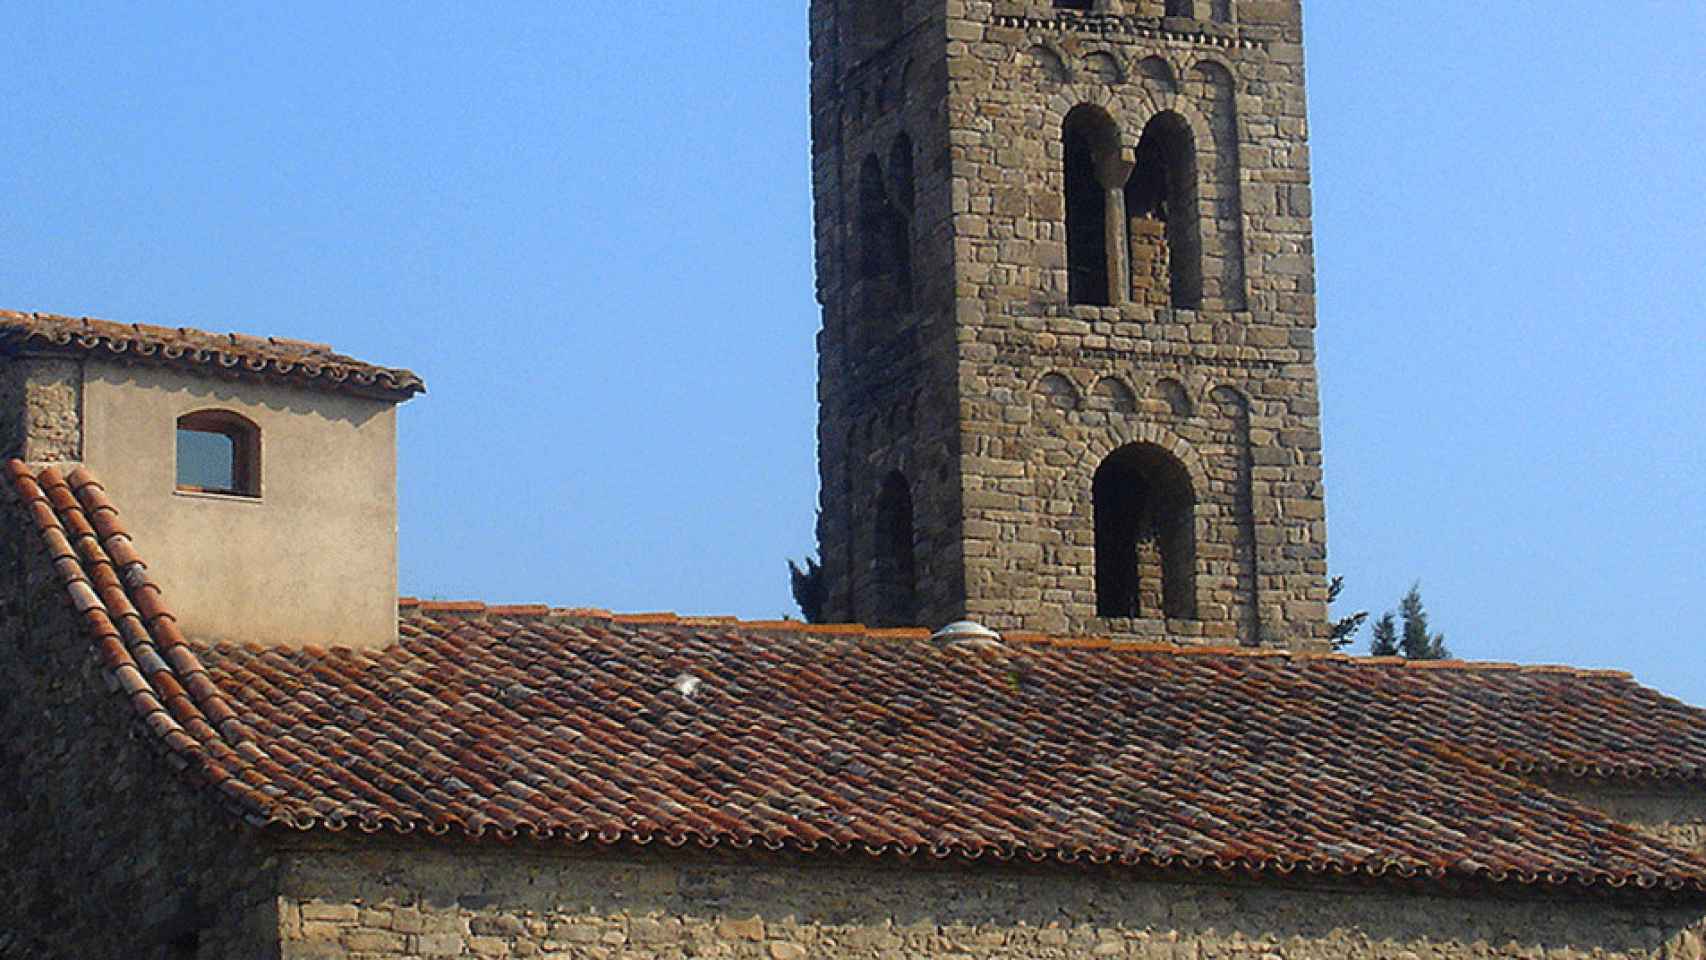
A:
[4,3,1702,705]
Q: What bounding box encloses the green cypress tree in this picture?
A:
[1398,584,1449,660]
[1369,612,1400,657]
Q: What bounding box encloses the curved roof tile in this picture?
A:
[0,310,424,400]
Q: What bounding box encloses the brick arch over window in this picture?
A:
[1094,442,1198,620]
[175,409,260,497]
[873,470,919,628]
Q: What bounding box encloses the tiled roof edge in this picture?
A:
[255,814,1706,899]
[0,310,425,400]
[4,494,1698,892]
[2,459,300,829]
[394,598,1637,679]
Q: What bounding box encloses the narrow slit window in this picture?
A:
[175,410,260,497]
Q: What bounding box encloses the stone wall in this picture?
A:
[810,0,966,629]
[0,485,281,959]
[276,843,1706,960]
[0,356,84,464]
[810,1,1331,645]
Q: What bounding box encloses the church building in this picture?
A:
[1,1,1704,958]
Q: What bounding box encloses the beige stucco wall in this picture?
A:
[275,843,1706,960]
[81,360,399,649]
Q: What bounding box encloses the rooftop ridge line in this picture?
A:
[394,599,1635,680]
[0,308,424,399]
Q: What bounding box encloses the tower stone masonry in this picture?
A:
[811,0,1329,646]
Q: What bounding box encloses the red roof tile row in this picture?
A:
[0,310,424,399]
[8,461,1706,897]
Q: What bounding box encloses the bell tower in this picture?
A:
[810,0,1329,647]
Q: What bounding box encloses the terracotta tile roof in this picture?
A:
[9,460,1706,898]
[0,310,424,400]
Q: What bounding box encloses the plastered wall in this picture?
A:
[80,361,399,649]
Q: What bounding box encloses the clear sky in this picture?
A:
[5,4,1702,705]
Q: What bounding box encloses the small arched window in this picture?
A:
[1063,105,1122,306]
[852,0,905,49]
[1125,111,1201,309]
[1094,443,1196,620]
[175,410,260,497]
[873,471,919,627]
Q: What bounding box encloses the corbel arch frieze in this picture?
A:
[1080,47,1128,85]
[1018,40,1075,84]
[1179,50,1243,91]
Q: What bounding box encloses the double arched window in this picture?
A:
[175,410,261,497]
[1064,107,1201,310]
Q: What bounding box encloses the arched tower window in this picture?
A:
[176,410,261,497]
[1125,112,1202,310]
[858,155,892,283]
[1063,105,1122,306]
[852,0,905,50]
[889,133,916,311]
[855,154,910,323]
[874,471,919,627]
[1094,443,1196,620]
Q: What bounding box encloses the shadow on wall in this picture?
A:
[91,366,391,429]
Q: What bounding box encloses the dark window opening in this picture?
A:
[1125,111,1201,309]
[1165,0,1194,15]
[858,155,892,282]
[1209,0,1233,22]
[1094,443,1197,620]
[852,0,905,49]
[874,471,919,627]
[175,410,260,498]
[1064,106,1120,306]
[888,133,916,310]
[165,929,201,959]
[855,148,913,322]
[1054,0,1094,9]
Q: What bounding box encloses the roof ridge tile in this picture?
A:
[0,308,423,400]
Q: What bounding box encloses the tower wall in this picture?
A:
[811,0,966,629]
[813,0,1330,646]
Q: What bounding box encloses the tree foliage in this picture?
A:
[1327,576,1369,651]
[1397,584,1449,660]
[1368,583,1449,660]
[1370,613,1400,657]
[789,557,827,624]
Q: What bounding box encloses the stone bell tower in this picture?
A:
[810,0,1329,647]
